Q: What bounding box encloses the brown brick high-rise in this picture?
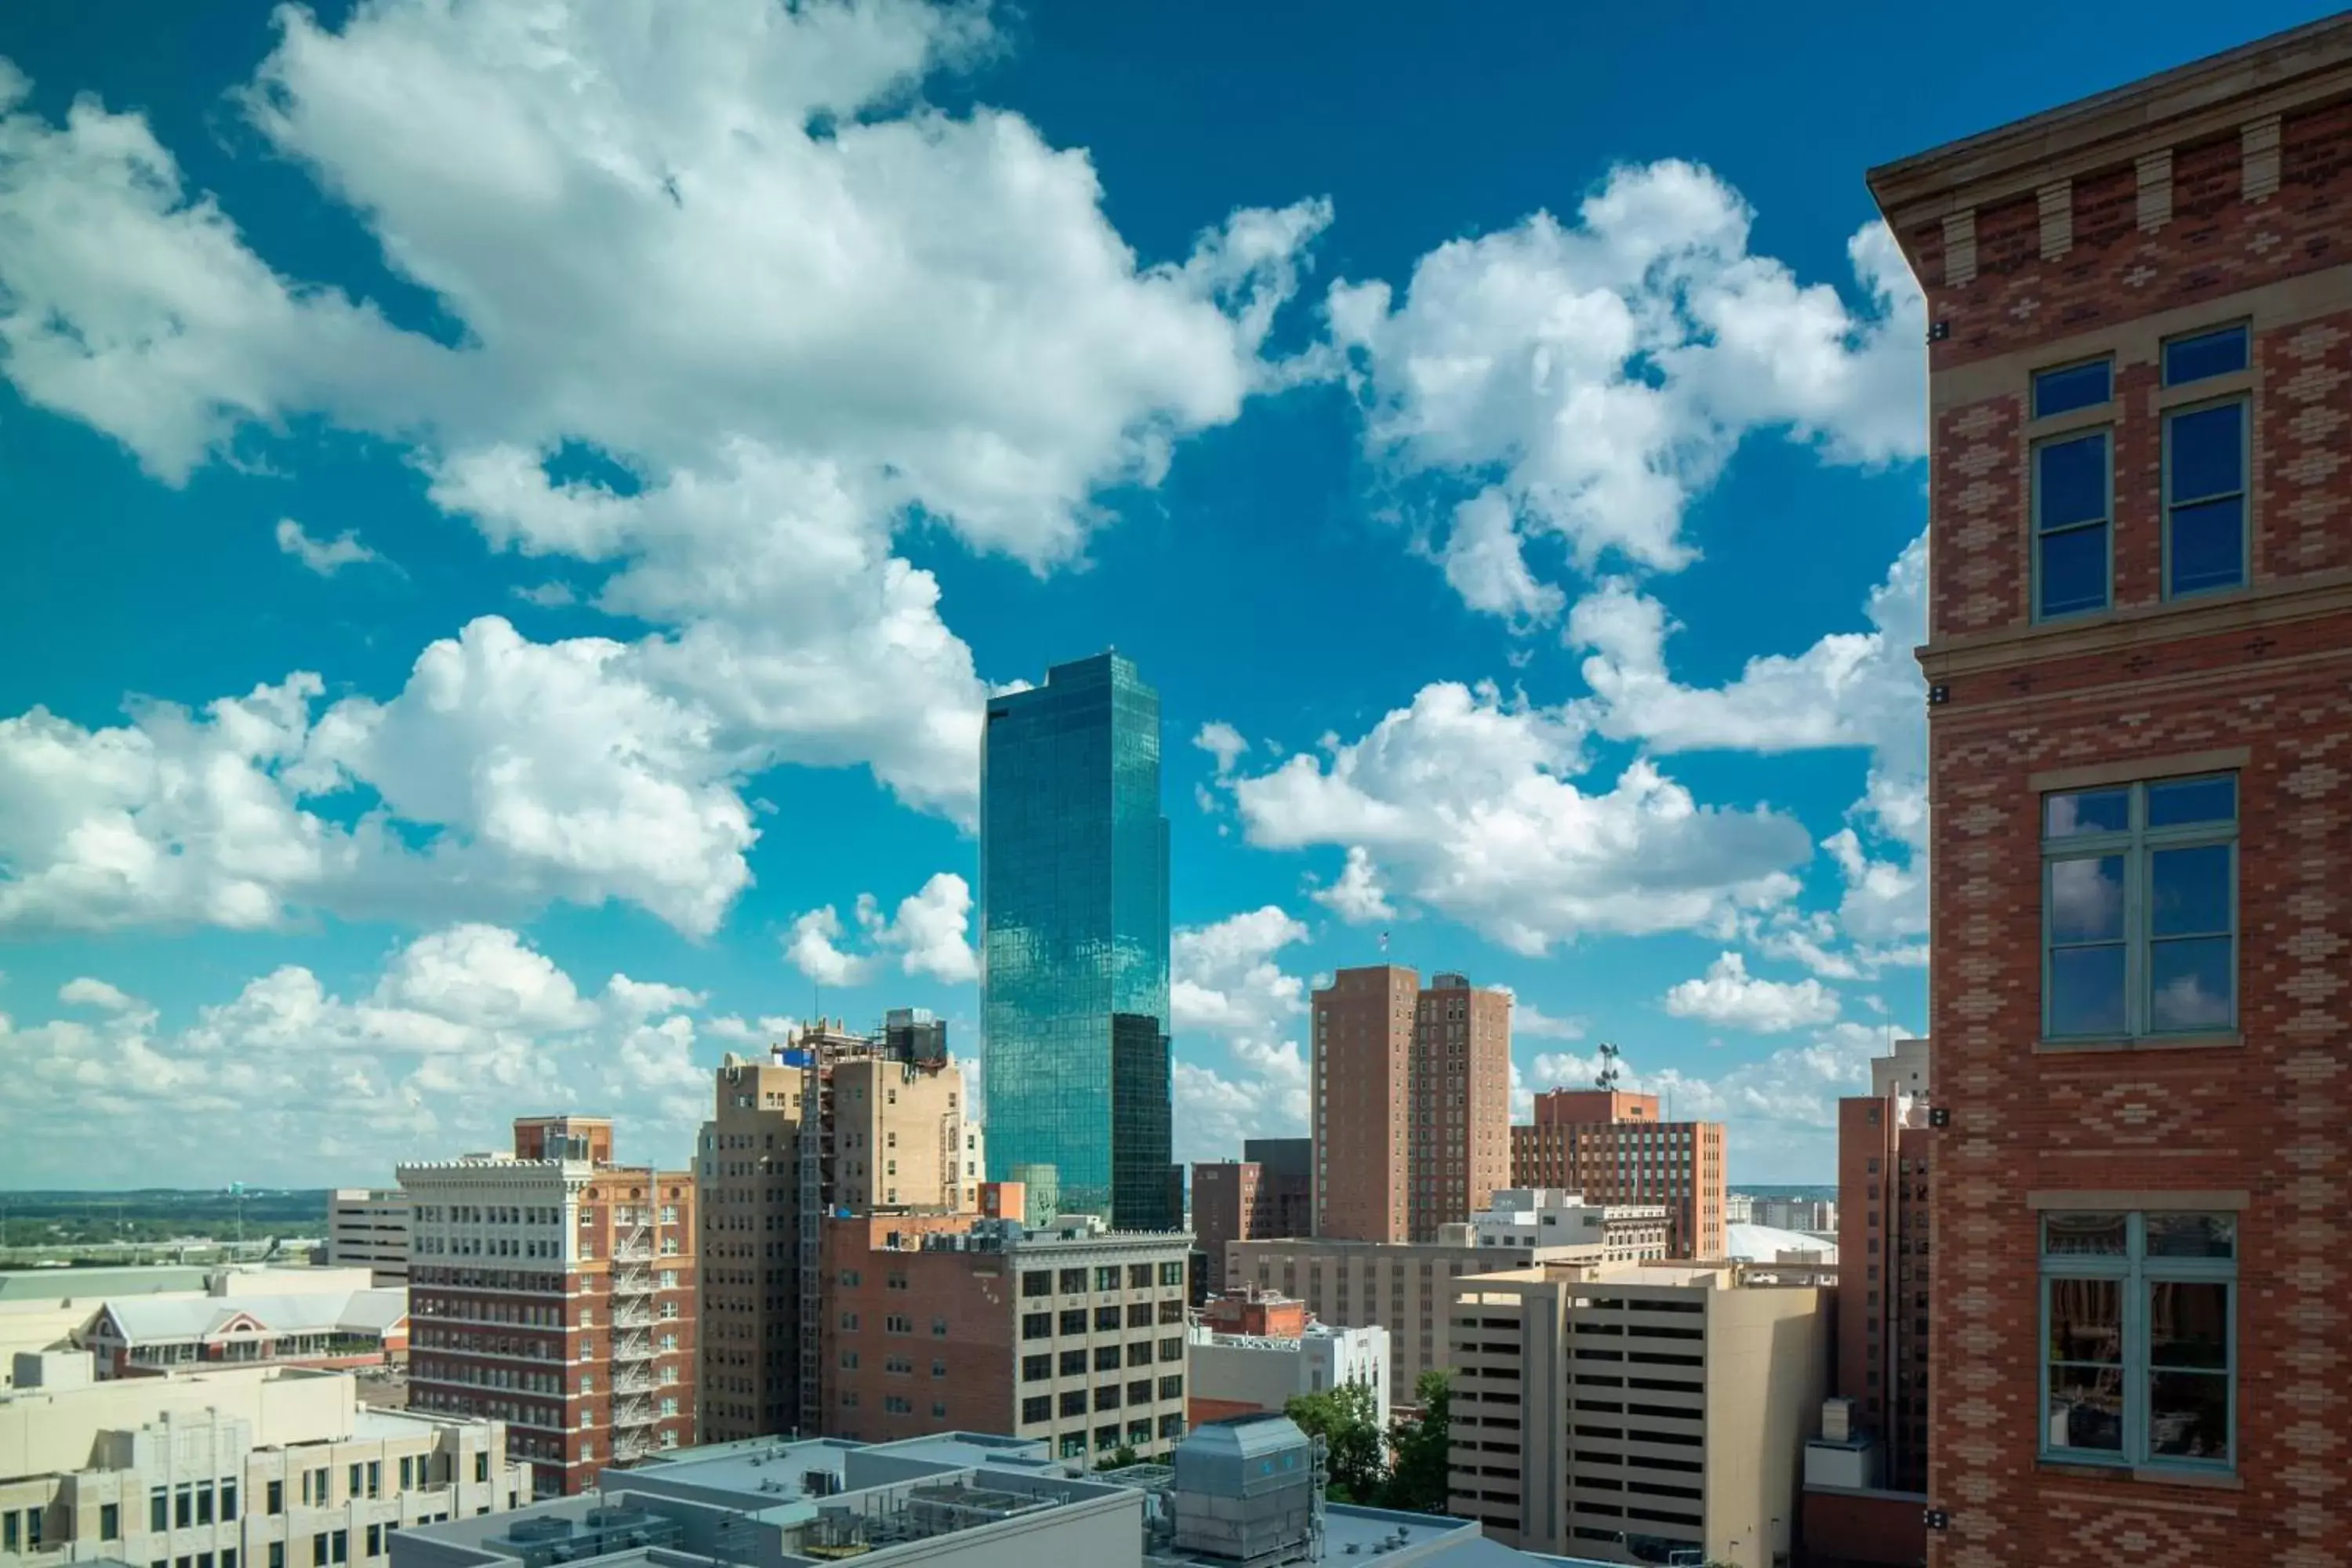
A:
[1312,967,1512,1243]
[1869,19,2352,1566]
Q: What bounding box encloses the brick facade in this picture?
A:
[1869,20,2352,1568]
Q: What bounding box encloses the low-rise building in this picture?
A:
[381,1418,1555,1568]
[822,1216,1193,1465]
[1749,1197,1836,1235]
[1185,1312,1389,1432]
[1447,1261,1826,1568]
[1225,1231,1600,1394]
[0,1360,525,1568]
[85,1288,408,1381]
[1467,1189,1669,1265]
[327,1192,412,1287]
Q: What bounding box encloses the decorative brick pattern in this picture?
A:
[1892,57,2352,1568]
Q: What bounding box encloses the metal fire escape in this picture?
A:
[610,1204,658,1463]
[796,1058,831,1436]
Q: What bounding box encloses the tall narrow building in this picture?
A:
[1312,966,1512,1243]
[695,1018,978,1445]
[981,651,1174,1230]
[1867,20,2352,1563]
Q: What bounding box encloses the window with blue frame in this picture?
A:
[2042,774,2237,1040]
[2031,355,2114,620]
[2162,325,2251,597]
[2042,1211,2234,1470]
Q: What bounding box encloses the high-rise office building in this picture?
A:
[1867,20,2352,1561]
[400,1116,699,1496]
[1310,967,1512,1243]
[1509,1091,1727,1260]
[981,652,1174,1231]
[695,1022,980,1444]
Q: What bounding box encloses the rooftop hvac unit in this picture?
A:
[1169,1414,1322,1568]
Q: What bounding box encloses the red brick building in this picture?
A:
[1312,967,1512,1243]
[1834,1052,1938,1495]
[1189,1160,1263,1296]
[402,1116,699,1497]
[1508,1089,1727,1260]
[1868,19,2352,1565]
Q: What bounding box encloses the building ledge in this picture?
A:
[2033,1033,2240,1055]
[1918,569,2352,683]
[2037,1460,2245,1491]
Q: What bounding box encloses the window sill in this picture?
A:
[2036,1460,2242,1490]
[2034,1032,2239,1054]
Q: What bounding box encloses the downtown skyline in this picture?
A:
[0,1,2327,1191]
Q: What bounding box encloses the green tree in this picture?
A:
[1283,1381,1387,1502]
[1377,1370,1452,1515]
[1097,1445,1140,1472]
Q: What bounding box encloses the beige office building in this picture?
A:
[1312,967,1513,1244]
[1225,1231,1600,1395]
[699,1020,979,1445]
[0,1359,524,1568]
[1448,1262,1827,1568]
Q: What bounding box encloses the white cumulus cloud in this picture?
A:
[1225,681,1809,954]
[782,871,978,989]
[1661,951,1841,1033]
[1330,160,1923,615]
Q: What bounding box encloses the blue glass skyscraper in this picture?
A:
[980,651,1174,1229]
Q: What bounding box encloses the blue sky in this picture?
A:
[0,1,2332,1189]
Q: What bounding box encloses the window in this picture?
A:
[1022,1311,1052,1341]
[2164,395,2247,598]
[2162,323,2249,387]
[222,1482,238,1522]
[1159,1336,1184,1363]
[1128,1263,1152,1289]
[1060,1390,1087,1417]
[2043,775,2237,1038]
[3,1513,15,1553]
[1096,1425,1121,1452]
[1022,1395,1052,1424]
[152,1490,169,1533]
[2034,429,2111,619]
[2042,1211,2234,1470]
[350,1464,363,1501]
[1160,1374,1184,1400]
[270,1547,285,1568]
[366,1526,383,1558]
[1060,1349,1087,1376]
[1095,1265,1121,1292]
[2032,358,2112,419]
[1022,1271,1052,1298]
[1094,1306,1121,1332]
[313,1536,329,1568]
[198,1482,215,1525]
[1095,1345,1122,1372]
[1059,1269,1086,1294]
[1160,1261,1185,1287]
[103,1503,121,1541]
[1023,1353,1052,1382]
[178,1485,194,1528]
[1059,1309,1087,1336]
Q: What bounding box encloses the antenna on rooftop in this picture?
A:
[1595,1043,1622,1093]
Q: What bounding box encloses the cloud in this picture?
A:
[1490,989,1585,1040]
[1169,905,1313,1160]
[0,924,717,1185]
[1661,951,1841,1033]
[275,517,383,575]
[1330,160,1923,616]
[58,977,140,1013]
[782,871,978,989]
[1308,844,1396,924]
[1195,722,1250,779]
[1570,530,1929,968]
[0,0,1334,917]
[1225,681,1809,953]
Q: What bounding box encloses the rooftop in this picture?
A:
[384,1425,1541,1568]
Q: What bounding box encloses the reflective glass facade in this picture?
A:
[980,652,1173,1227]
